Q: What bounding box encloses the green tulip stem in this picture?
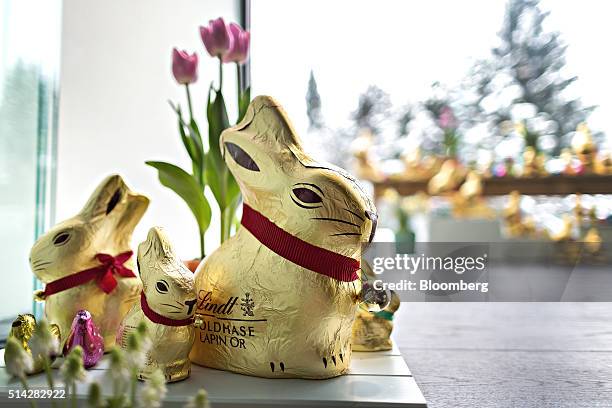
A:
[218,56,224,92]
[71,382,77,408]
[19,377,37,408]
[42,356,59,408]
[220,210,227,243]
[199,229,206,260]
[236,62,242,113]
[129,367,137,408]
[185,84,194,123]
[43,357,54,389]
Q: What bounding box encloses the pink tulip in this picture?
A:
[172,48,198,84]
[200,18,231,58]
[223,23,250,64]
[438,106,457,130]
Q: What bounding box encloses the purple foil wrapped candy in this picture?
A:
[63,310,104,368]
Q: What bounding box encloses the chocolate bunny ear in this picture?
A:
[141,227,177,260]
[80,174,127,220]
[138,227,192,288]
[80,174,149,234]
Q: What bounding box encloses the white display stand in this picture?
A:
[0,343,426,407]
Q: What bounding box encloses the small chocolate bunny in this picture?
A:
[30,175,149,349]
[352,291,400,352]
[191,96,382,379]
[352,261,401,352]
[116,227,197,382]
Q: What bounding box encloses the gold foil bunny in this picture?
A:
[117,227,197,382]
[502,191,538,238]
[572,123,597,173]
[190,96,379,379]
[428,159,464,195]
[522,146,548,177]
[351,261,400,352]
[30,175,149,349]
[352,290,400,352]
[6,314,61,374]
[352,129,384,182]
[451,171,495,219]
[399,148,440,181]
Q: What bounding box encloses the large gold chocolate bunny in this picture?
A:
[30,175,149,349]
[190,96,380,379]
[117,227,197,382]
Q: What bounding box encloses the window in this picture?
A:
[0,0,61,340]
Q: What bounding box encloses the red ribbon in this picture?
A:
[241,204,360,282]
[41,251,136,298]
[140,292,195,327]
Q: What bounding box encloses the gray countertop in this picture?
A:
[394,302,612,408]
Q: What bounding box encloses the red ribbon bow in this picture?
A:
[93,252,136,293]
[40,251,136,299]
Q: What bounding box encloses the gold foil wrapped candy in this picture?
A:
[116,227,197,382]
[451,171,495,219]
[30,174,149,349]
[572,123,597,173]
[428,159,464,195]
[6,314,61,374]
[191,96,379,379]
[352,261,399,352]
[352,291,400,352]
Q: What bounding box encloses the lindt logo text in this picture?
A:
[197,290,238,315]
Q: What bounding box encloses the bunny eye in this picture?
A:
[155,280,169,294]
[225,142,260,171]
[291,185,324,208]
[52,232,71,246]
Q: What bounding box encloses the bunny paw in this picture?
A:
[269,361,286,373]
[322,352,346,368]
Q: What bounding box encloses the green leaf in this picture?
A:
[205,153,223,208]
[176,107,199,165]
[227,171,240,204]
[145,161,212,234]
[188,118,205,170]
[207,86,230,172]
[238,86,251,123]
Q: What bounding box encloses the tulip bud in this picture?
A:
[199,17,231,58]
[438,106,457,130]
[172,48,198,85]
[223,23,250,64]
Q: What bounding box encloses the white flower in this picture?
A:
[108,347,130,384]
[4,337,34,378]
[125,331,150,370]
[140,368,167,408]
[29,320,60,359]
[135,322,152,351]
[60,346,86,383]
[87,382,104,408]
[185,389,210,408]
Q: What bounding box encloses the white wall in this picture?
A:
[58,0,240,259]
